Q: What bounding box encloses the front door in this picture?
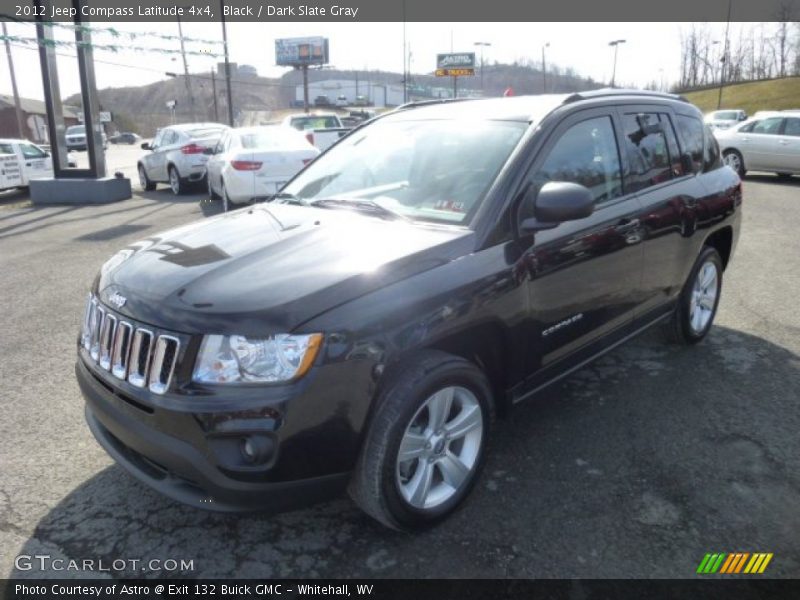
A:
[775,117,800,173]
[515,109,645,372]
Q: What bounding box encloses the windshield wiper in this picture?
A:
[269,192,307,205]
[309,198,412,222]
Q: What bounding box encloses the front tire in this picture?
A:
[138,164,156,191]
[348,350,494,530]
[666,246,723,344]
[723,149,746,177]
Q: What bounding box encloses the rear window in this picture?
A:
[240,128,307,149]
[714,111,739,121]
[290,116,340,131]
[188,127,226,139]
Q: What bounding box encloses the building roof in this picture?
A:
[0,94,80,118]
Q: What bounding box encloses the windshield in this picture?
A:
[281,118,526,226]
[67,125,85,135]
[290,116,340,130]
[240,127,307,149]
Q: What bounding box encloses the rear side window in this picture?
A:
[0,143,14,154]
[622,113,672,192]
[675,115,704,173]
[532,115,623,205]
[703,126,721,171]
[784,118,800,137]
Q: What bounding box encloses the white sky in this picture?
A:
[0,21,742,100]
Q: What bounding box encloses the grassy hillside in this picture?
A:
[683,77,800,115]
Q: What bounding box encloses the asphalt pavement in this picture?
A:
[0,168,798,579]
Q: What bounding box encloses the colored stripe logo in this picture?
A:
[697,552,773,574]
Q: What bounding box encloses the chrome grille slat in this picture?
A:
[81,295,180,395]
[148,335,180,395]
[127,329,153,388]
[111,321,133,380]
[89,306,105,361]
[98,314,117,370]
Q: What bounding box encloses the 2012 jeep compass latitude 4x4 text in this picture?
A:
[77,91,741,530]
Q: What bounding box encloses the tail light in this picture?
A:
[305,132,315,146]
[231,160,263,171]
[181,143,205,154]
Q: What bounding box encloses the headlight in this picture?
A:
[192,333,323,384]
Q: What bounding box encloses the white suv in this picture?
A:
[137,123,228,194]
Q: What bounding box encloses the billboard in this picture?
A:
[435,53,476,77]
[276,37,330,67]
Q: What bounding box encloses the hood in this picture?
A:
[97,204,473,335]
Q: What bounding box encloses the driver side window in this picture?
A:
[530,115,623,206]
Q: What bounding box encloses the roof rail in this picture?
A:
[394,98,476,111]
[562,88,689,104]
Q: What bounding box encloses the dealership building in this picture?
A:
[0,94,81,144]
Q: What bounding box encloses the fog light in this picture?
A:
[240,435,272,465]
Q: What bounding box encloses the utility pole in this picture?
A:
[474,41,491,94]
[1,22,26,138]
[210,69,219,121]
[608,39,626,87]
[176,15,196,121]
[220,0,234,126]
[402,0,407,104]
[542,42,550,93]
[717,0,733,110]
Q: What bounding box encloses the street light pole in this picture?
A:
[474,41,491,95]
[542,42,550,93]
[608,39,626,87]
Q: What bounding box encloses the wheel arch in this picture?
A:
[704,225,733,270]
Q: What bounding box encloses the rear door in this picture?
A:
[518,108,645,368]
[745,116,784,170]
[624,108,706,317]
[775,117,800,173]
[143,129,166,181]
[0,142,23,189]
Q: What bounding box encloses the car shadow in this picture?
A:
[744,173,800,186]
[7,326,800,578]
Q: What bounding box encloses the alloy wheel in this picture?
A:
[395,386,483,510]
[689,261,719,334]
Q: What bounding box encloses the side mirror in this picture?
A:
[739,114,747,121]
[140,142,151,150]
[203,147,215,155]
[680,152,696,175]
[520,182,594,233]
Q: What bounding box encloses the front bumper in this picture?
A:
[77,358,350,513]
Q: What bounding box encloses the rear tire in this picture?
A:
[722,149,746,177]
[348,350,494,531]
[138,164,156,191]
[207,174,219,200]
[168,166,185,196]
[665,246,723,345]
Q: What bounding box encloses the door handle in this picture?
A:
[615,218,640,233]
[741,137,750,142]
[778,139,790,145]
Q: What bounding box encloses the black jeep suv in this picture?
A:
[76,90,741,530]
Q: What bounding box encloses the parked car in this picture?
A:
[314,95,332,107]
[76,90,741,530]
[704,109,748,131]
[281,112,350,151]
[205,125,319,210]
[110,132,141,145]
[0,139,61,190]
[65,124,108,151]
[137,123,228,194]
[714,110,800,178]
[353,95,370,107]
[336,94,348,107]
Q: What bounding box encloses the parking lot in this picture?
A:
[0,156,798,578]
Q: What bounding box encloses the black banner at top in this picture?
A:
[0,0,795,22]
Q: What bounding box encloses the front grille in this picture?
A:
[81,293,181,395]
